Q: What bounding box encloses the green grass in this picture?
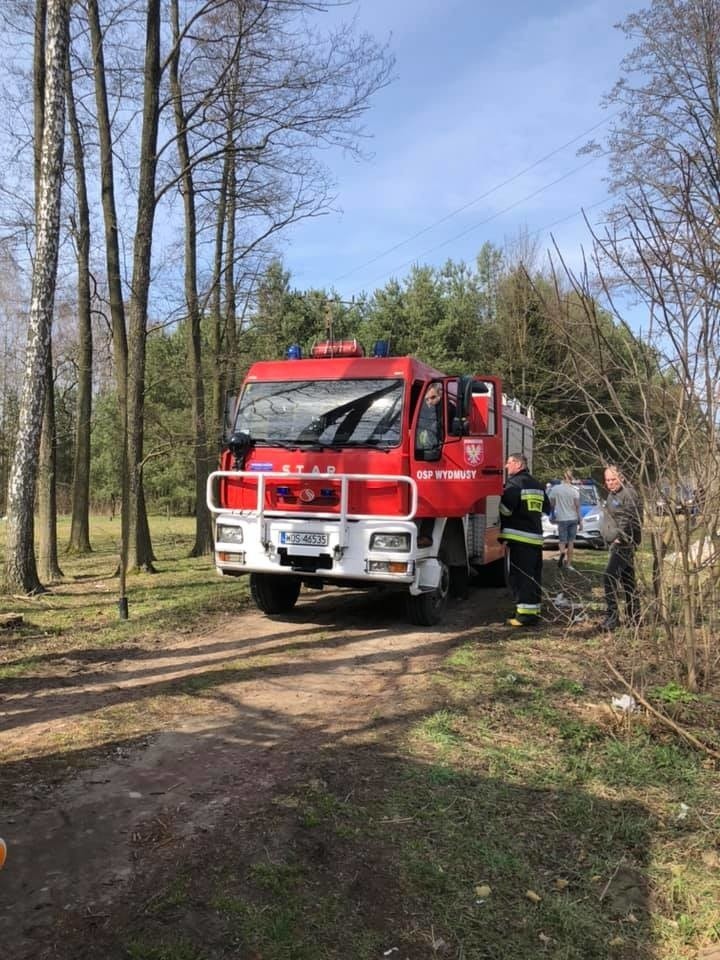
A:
[0,656,42,679]
[412,708,462,748]
[4,519,719,960]
[126,940,207,960]
[595,736,702,789]
[0,515,249,668]
[145,875,193,915]
[68,628,718,960]
[649,681,699,704]
[548,677,586,696]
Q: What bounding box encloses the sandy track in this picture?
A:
[0,587,497,957]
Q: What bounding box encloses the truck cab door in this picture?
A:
[411,377,504,519]
[441,376,504,515]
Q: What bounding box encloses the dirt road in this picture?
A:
[0,586,502,958]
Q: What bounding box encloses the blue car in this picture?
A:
[542,479,606,550]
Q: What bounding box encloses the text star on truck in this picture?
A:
[207,338,534,626]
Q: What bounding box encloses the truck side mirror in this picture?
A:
[226,431,255,469]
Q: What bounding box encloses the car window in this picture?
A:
[578,487,599,506]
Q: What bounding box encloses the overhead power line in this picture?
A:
[331,112,615,285]
[526,197,607,242]
[369,155,602,288]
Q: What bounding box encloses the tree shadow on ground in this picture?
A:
[0,711,658,960]
[0,587,509,735]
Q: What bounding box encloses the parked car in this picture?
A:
[542,479,606,550]
[655,483,698,516]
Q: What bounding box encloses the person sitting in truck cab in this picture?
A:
[414,382,444,547]
[416,382,445,457]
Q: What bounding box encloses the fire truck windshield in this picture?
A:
[235,379,404,449]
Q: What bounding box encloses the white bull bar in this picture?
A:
[206,471,445,593]
[207,469,418,531]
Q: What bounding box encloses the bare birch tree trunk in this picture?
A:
[37,345,63,580]
[4,0,69,594]
[33,0,63,583]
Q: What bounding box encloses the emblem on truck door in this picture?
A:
[464,440,485,466]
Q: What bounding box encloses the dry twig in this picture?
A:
[604,658,720,761]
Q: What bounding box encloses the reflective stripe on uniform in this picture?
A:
[517,603,541,615]
[502,528,544,546]
[520,489,545,512]
[499,503,512,516]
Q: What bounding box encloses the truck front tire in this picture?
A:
[250,573,301,614]
[406,560,450,626]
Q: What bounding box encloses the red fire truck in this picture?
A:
[206,339,534,625]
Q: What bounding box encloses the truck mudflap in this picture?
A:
[410,557,444,595]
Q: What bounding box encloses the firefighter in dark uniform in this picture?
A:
[499,452,550,627]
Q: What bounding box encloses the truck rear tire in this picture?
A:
[406,561,450,626]
[250,573,301,614]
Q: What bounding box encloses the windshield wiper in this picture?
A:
[330,439,393,451]
[253,438,327,451]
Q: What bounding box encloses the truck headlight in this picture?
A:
[370,532,411,552]
[216,524,244,544]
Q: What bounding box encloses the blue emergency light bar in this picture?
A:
[287,344,302,360]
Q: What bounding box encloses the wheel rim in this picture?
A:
[432,562,450,611]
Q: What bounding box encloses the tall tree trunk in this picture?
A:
[5,0,69,594]
[169,0,212,557]
[88,0,129,591]
[210,134,230,440]
[224,141,238,390]
[38,346,63,580]
[66,51,92,555]
[33,0,63,583]
[126,0,161,573]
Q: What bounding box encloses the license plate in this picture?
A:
[280,531,329,547]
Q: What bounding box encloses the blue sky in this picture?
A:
[282,0,641,299]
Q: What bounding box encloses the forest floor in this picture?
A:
[1,522,719,960]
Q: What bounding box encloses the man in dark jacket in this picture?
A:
[600,465,643,630]
[499,453,551,627]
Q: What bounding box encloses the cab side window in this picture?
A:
[415,381,444,461]
[468,380,496,436]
